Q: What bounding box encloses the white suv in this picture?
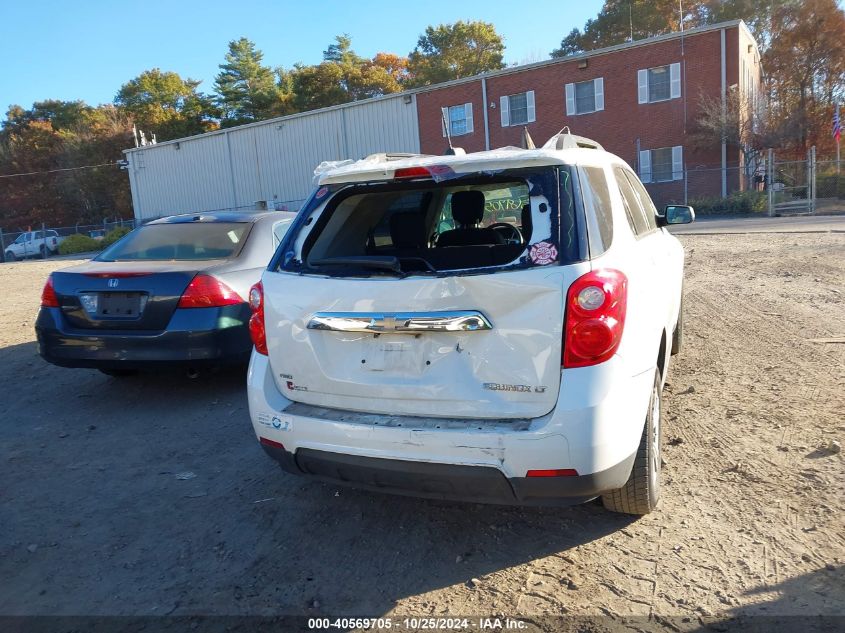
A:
[246,133,694,514]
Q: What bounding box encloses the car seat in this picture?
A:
[437,191,505,247]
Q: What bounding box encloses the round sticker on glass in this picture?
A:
[529,241,558,266]
[315,186,329,199]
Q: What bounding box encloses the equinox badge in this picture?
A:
[484,383,547,393]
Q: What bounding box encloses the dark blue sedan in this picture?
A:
[35,211,295,376]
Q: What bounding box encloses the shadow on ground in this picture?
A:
[683,566,845,632]
[0,341,635,617]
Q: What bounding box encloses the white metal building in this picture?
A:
[124,93,421,221]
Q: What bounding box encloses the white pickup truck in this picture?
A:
[4,230,64,261]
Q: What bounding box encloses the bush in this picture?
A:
[688,190,767,215]
[101,226,132,248]
[58,234,100,255]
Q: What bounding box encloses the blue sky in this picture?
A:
[0,0,604,111]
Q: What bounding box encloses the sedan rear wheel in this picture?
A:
[601,369,662,515]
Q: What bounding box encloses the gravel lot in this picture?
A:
[1,232,843,626]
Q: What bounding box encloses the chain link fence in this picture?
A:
[815,160,845,215]
[645,156,845,216]
[643,165,769,215]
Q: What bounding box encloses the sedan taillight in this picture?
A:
[41,275,59,308]
[177,274,242,308]
[563,269,627,368]
[248,281,268,355]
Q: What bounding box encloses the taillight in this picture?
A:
[393,165,453,180]
[177,274,242,308]
[393,166,431,179]
[563,269,627,368]
[40,275,59,308]
[248,281,267,355]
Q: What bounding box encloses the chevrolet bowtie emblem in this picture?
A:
[370,315,398,331]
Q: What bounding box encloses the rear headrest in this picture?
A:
[389,212,428,249]
[451,190,485,227]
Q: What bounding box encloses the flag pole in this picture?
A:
[837,102,841,174]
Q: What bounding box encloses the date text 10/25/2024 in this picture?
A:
[308,617,528,630]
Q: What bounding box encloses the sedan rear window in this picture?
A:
[97,223,249,261]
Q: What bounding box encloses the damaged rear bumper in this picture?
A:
[260,441,635,506]
[248,353,648,506]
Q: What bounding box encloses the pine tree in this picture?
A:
[214,38,281,126]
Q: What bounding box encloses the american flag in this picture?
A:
[835,104,842,143]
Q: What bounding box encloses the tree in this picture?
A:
[689,87,776,180]
[0,102,133,228]
[3,100,92,134]
[551,0,694,56]
[115,69,218,141]
[698,0,787,47]
[290,36,406,111]
[407,21,505,86]
[59,106,134,221]
[550,0,790,57]
[215,38,284,126]
[0,118,66,227]
[763,0,845,154]
[290,62,348,111]
[372,53,411,85]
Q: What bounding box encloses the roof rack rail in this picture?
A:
[542,127,604,151]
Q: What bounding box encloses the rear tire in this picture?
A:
[601,370,662,515]
[98,368,138,378]
[671,295,684,355]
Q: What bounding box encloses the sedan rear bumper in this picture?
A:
[35,305,252,369]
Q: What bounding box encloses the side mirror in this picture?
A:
[663,205,695,225]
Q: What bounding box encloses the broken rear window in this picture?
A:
[279,168,578,276]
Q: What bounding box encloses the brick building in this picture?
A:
[415,20,761,206]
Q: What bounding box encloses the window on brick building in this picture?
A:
[499,91,536,126]
[638,63,681,104]
[648,66,671,101]
[565,78,604,115]
[638,146,683,183]
[440,103,474,137]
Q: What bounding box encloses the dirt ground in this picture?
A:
[0,232,842,629]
